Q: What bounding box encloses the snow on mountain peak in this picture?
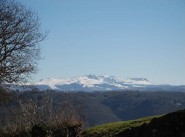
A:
[125,78,151,85]
[85,74,99,79]
[30,75,152,91]
[12,75,185,92]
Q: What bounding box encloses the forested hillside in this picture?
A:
[1,91,185,128]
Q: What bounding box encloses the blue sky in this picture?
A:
[18,0,185,85]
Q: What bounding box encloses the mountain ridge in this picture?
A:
[32,75,151,91]
[15,75,185,92]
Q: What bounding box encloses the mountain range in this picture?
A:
[16,74,185,92]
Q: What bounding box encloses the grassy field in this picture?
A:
[82,115,159,137]
[82,109,185,137]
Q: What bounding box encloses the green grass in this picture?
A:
[82,116,160,137]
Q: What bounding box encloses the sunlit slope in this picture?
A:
[82,109,185,137]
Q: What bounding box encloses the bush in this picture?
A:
[31,123,49,137]
[50,101,84,137]
[0,95,84,137]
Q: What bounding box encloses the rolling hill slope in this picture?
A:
[82,109,185,137]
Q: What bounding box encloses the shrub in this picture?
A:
[31,123,49,137]
[0,95,84,137]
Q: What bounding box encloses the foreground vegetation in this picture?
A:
[1,90,185,136]
[82,109,185,137]
[0,92,83,137]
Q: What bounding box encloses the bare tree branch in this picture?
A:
[0,0,46,84]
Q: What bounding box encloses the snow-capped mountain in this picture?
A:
[15,75,185,92]
[23,74,151,91]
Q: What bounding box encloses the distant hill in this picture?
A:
[82,109,185,137]
[13,75,185,92]
[1,91,185,128]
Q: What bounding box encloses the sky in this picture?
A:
[18,0,185,85]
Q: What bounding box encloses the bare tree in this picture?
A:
[0,0,45,84]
